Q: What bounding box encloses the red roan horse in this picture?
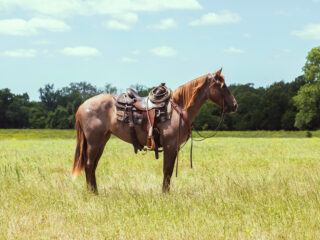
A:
[72,68,237,193]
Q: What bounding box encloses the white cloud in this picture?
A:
[60,46,100,56]
[1,49,37,57]
[0,0,202,17]
[189,11,241,26]
[105,12,138,30]
[292,24,320,40]
[131,49,141,55]
[113,12,138,24]
[148,18,177,30]
[224,47,245,54]
[151,46,177,57]
[121,57,137,62]
[0,18,70,36]
[29,18,70,31]
[105,20,132,30]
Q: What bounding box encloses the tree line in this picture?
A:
[1,47,320,130]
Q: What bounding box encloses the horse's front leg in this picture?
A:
[162,145,177,193]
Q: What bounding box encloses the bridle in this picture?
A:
[172,73,226,176]
[193,72,226,141]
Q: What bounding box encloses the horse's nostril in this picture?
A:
[234,103,238,111]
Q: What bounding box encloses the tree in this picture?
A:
[61,82,102,100]
[46,106,73,129]
[0,88,14,128]
[226,84,265,130]
[28,102,47,128]
[303,46,320,83]
[281,75,307,130]
[293,82,320,129]
[105,83,117,94]
[292,47,320,130]
[5,93,30,128]
[130,84,152,97]
[193,102,222,130]
[39,84,59,111]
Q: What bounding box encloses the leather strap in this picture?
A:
[146,109,156,150]
[127,106,143,153]
[170,99,192,133]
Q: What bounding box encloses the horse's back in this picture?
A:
[76,94,115,135]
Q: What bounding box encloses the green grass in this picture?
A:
[0,129,75,139]
[1,129,319,140]
[0,130,320,239]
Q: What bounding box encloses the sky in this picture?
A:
[0,0,319,100]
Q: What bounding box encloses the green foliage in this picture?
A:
[303,46,320,83]
[260,81,290,130]
[293,81,320,129]
[130,84,154,97]
[46,106,73,129]
[228,84,265,130]
[0,88,14,128]
[28,103,47,129]
[39,84,59,111]
[0,82,117,129]
[294,46,320,130]
[0,89,30,128]
[194,77,306,131]
[193,102,221,130]
[0,76,310,130]
[105,83,118,94]
[5,93,30,128]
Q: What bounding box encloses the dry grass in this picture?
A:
[0,131,320,239]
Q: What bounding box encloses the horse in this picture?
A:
[72,68,237,193]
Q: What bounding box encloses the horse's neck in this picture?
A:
[173,75,209,123]
[185,90,208,123]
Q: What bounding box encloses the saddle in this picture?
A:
[115,83,172,158]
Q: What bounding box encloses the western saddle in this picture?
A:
[115,83,172,159]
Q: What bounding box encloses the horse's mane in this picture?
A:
[172,74,208,109]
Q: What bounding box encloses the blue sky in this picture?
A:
[0,0,319,100]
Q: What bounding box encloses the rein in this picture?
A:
[192,100,225,142]
[171,99,225,177]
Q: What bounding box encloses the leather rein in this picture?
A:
[170,74,226,176]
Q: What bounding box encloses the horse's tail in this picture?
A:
[72,113,87,178]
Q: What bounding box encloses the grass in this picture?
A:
[0,130,320,239]
[0,129,320,139]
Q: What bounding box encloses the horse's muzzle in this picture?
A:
[232,103,238,112]
[224,103,237,113]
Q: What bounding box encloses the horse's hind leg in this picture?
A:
[85,132,111,193]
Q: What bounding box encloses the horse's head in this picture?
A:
[207,68,237,113]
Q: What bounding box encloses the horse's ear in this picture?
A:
[216,67,223,76]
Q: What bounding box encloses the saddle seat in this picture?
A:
[126,88,166,110]
[126,88,142,100]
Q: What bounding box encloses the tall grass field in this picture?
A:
[0,130,320,239]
